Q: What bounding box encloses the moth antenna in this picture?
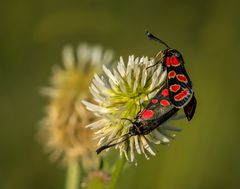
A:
[96,133,132,154]
[145,30,170,48]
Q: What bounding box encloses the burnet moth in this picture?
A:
[96,32,197,154]
[146,31,197,121]
[96,83,179,154]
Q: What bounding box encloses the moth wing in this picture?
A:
[166,55,193,108]
[140,84,176,121]
[184,93,197,121]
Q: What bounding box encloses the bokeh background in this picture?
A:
[1,0,240,188]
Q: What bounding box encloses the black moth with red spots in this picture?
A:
[146,31,197,121]
[128,83,179,136]
[95,32,197,154]
[96,83,179,154]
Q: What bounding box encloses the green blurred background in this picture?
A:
[1,0,240,188]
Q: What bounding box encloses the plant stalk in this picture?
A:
[107,158,126,189]
[66,158,80,189]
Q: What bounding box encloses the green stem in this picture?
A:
[107,158,126,189]
[66,159,80,189]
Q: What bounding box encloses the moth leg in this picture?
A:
[147,51,164,70]
[138,98,143,113]
[153,50,163,59]
[147,94,150,101]
[148,83,164,96]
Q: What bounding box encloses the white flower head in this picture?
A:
[83,55,183,163]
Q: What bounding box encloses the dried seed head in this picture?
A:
[39,43,113,169]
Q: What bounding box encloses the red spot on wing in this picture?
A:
[160,99,170,106]
[141,110,154,119]
[176,74,188,83]
[166,57,171,67]
[161,89,169,97]
[168,70,176,78]
[174,89,189,101]
[170,84,181,92]
[152,99,158,104]
[171,56,180,67]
